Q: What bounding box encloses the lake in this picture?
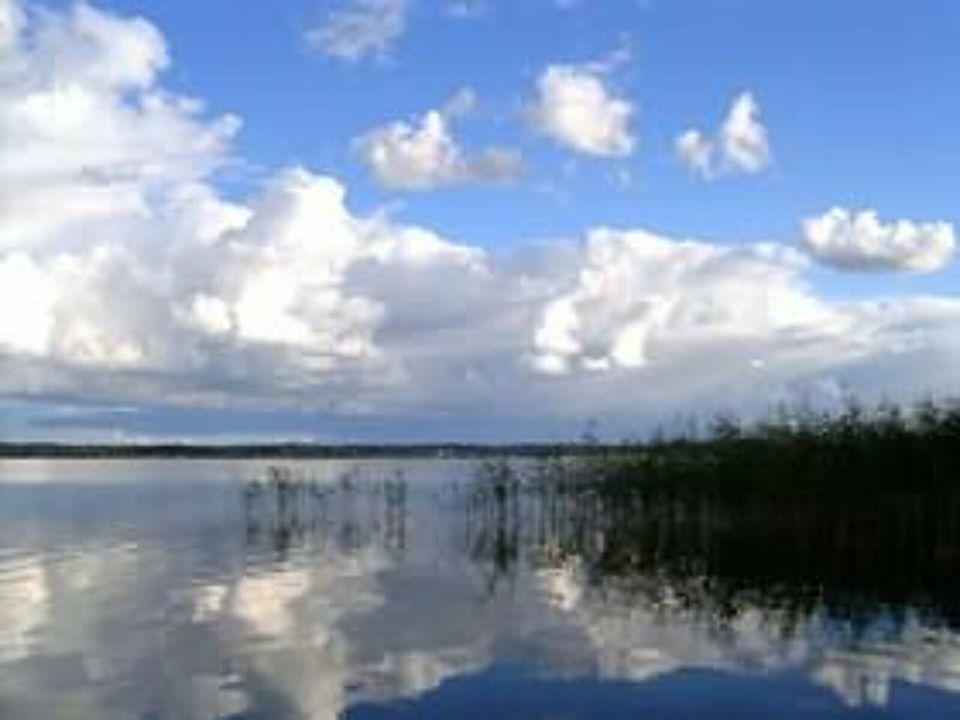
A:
[1,458,959,719]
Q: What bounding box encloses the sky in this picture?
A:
[0,0,958,442]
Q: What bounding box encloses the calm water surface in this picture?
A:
[1,458,959,719]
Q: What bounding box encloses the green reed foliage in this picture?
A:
[577,399,960,498]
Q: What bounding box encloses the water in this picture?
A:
[1,458,959,719]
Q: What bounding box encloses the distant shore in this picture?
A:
[0,442,611,460]
[7,399,960,499]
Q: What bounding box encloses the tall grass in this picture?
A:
[587,399,960,498]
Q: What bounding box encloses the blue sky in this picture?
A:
[1,0,958,440]
[70,0,958,252]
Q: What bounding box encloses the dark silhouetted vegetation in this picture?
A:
[581,399,960,499]
[241,462,960,633]
[488,484,960,630]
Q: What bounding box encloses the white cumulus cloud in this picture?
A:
[354,89,522,190]
[0,1,239,253]
[530,230,828,376]
[675,92,771,179]
[527,62,635,158]
[3,0,960,439]
[801,208,956,273]
[0,0,24,51]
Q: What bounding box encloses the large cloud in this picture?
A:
[801,207,956,273]
[529,230,829,375]
[0,0,22,50]
[2,0,960,439]
[0,2,239,253]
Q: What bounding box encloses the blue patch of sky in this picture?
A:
[44,0,960,294]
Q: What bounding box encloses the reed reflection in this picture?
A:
[229,461,960,715]
[242,461,960,635]
[242,466,410,559]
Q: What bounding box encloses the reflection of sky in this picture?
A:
[0,460,959,719]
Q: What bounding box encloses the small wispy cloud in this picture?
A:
[445,0,488,19]
[675,92,771,180]
[355,88,523,190]
[305,0,409,63]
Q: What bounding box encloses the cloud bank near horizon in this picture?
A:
[0,0,958,440]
